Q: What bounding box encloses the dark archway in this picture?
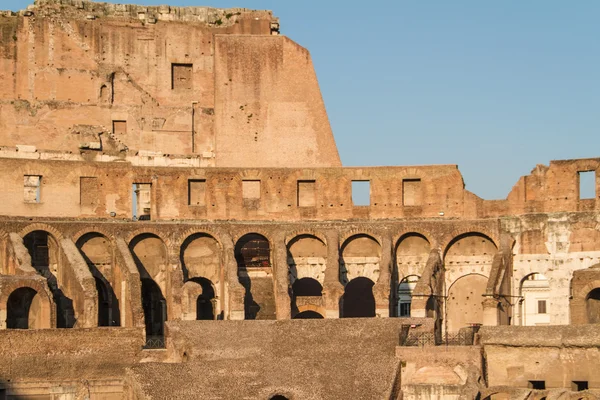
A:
[77,233,120,327]
[192,277,215,320]
[235,233,274,320]
[7,287,38,329]
[141,278,166,340]
[24,230,75,328]
[586,288,600,323]
[341,277,376,318]
[292,278,322,297]
[270,396,289,400]
[293,310,324,319]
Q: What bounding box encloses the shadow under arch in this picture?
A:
[76,232,120,327]
[23,230,75,328]
[235,233,272,320]
[7,287,37,329]
[340,277,376,318]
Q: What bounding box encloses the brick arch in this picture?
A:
[125,228,173,249]
[339,230,382,249]
[574,280,600,302]
[232,230,275,247]
[72,227,116,244]
[285,230,327,247]
[393,230,434,250]
[176,228,222,250]
[441,228,499,257]
[19,223,64,241]
[0,280,55,329]
[18,163,54,178]
[238,169,263,179]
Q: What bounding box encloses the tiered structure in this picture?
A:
[0,1,599,399]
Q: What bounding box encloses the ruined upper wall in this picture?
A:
[0,1,341,167]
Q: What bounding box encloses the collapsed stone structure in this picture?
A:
[0,1,599,399]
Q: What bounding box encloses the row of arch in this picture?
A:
[5,228,502,335]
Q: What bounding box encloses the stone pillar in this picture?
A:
[167,252,184,321]
[482,297,499,326]
[220,233,245,320]
[323,230,344,318]
[373,233,392,317]
[273,232,291,320]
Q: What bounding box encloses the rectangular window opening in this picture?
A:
[399,302,411,317]
[572,381,588,391]
[351,180,370,206]
[528,381,545,390]
[297,180,316,207]
[172,63,193,90]
[403,178,422,206]
[579,170,596,200]
[537,300,547,314]
[132,183,152,220]
[188,179,206,206]
[112,120,127,135]
[24,175,42,203]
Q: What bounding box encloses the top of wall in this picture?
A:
[3,0,277,27]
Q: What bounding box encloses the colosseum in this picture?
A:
[0,1,598,399]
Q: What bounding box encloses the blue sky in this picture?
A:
[6,0,600,199]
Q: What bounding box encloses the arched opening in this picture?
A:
[446,274,487,332]
[180,233,221,320]
[270,396,289,400]
[287,234,326,319]
[340,234,381,285]
[519,273,550,326]
[398,275,420,317]
[293,310,324,319]
[141,278,166,339]
[395,234,429,317]
[76,233,120,327]
[193,277,215,320]
[235,234,274,320]
[586,288,600,323]
[341,277,375,318]
[130,234,168,345]
[23,230,75,328]
[7,287,38,329]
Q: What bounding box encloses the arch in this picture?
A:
[19,223,64,241]
[285,230,327,247]
[269,396,290,400]
[235,233,271,269]
[124,228,172,249]
[23,230,75,328]
[586,288,600,323]
[444,232,497,258]
[446,274,488,332]
[130,234,169,340]
[72,227,115,244]
[287,234,327,285]
[180,233,221,282]
[519,273,550,326]
[292,278,323,297]
[182,277,216,320]
[293,310,323,319]
[397,275,420,317]
[76,232,120,326]
[235,233,275,320]
[340,234,381,285]
[341,277,375,318]
[7,287,38,329]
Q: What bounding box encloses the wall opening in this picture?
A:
[398,275,419,317]
[242,180,261,208]
[235,233,274,320]
[578,170,596,199]
[351,180,370,206]
[297,180,316,207]
[24,175,41,203]
[402,179,422,206]
[6,287,38,329]
[519,273,550,326]
[188,179,206,206]
[293,310,323,319]
[572,381,589,391]
[132,183,151,220]
[528,381,545,390]
[24,230,75,328]
[586,287,600,323]
[191,277,215,320]
[141,278,166,341]
[172,63,193,90]
[76,232,120,327]
[112,120,127,135]
[341,277,376,318]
